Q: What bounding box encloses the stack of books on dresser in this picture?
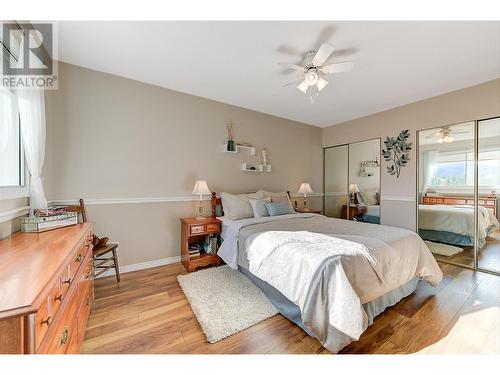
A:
[21,206,78,233]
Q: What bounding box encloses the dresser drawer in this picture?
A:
[78,259,93,311]
[35,295,51,350]
[39,288,79,354]
[70,245,85,280]
[76,285,93,347]
[190,225,205,235]
[206,223,220,233]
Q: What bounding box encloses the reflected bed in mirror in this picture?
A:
[417,118,500,273]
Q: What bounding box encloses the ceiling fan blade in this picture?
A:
[313,43,335,66]
[297,80,309,94]
[277,45,302,57]
[452,130,470,134]
[320,61,354,74]
[278,62,304,71]
[313,26,336,50]
[283,77,304,87]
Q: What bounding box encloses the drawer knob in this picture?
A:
[85,271,92,280]
[41,316,52,326]
[62,278,72,285]
[75,253,82,262]
[54,294,63,302]
[59,328,69,346]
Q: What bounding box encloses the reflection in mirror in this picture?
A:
[477,117,500,273]
[324,145,348,218]
[347,139,381,223]
[418,122,475,267]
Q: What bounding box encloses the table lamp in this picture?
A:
[349,183,359,205]
[192,180,211,219]
[298,183,313,208]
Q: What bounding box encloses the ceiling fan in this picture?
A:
[281,43,354,103]
[425,126,470,143]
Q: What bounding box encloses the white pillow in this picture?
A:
[360,189,378,205]
[220,191,264,220]
[249,197,271,218]
[257,190,294,210]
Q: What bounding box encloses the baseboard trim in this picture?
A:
[0,205,30,223]
[96,255,181,278]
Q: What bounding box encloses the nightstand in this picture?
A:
[180,217,221,272]
[294,207,322,214]
[341,205,367,221]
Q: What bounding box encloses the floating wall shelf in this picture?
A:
[223,144,256,155]
[241,163,272,173]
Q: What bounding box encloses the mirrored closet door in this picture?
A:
[417,117,500,274]
[477,117,500,273]
[324,138,381,224]
[324,145,349,219]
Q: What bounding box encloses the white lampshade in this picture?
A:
[192,180,211,197]
[298,183,313,196]
[349,183,359,194]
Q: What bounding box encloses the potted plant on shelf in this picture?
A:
[226,120,235,152]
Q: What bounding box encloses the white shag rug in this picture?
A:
[425,240,464,256]
[177,265,278,343]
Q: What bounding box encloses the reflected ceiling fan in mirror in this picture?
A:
[425,126,470,143]
[280,43,354,104]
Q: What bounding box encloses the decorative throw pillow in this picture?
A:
[220,191,264,220]
[356,192,366,205]
[257,190,294,211]
[249,197,271,218]
[360,189,378,205]
[265,202,295,216]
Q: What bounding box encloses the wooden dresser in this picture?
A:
[0,223,94,354]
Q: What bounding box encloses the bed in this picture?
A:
[418,204,500,248]
[361,204,380,224]
[212,191,442,353]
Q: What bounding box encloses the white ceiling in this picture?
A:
[56,21,500,128]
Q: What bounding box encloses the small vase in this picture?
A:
[227,140,235,151]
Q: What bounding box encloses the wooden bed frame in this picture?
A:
[210,191,292,218]
[422,195,497,217]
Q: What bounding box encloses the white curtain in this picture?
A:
[420,150,439,195]
[17,88,47,212]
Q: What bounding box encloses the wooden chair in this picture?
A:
[65,199,121,282]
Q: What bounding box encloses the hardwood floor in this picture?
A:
[433,229,500,271]
[82,262,500,354]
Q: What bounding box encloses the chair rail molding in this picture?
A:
[0,206,30,223]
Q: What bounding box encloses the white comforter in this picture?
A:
[418,204,499,247]
[218,214,443,352]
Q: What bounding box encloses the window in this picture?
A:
[0,88,24,188]
[429,149,500,188]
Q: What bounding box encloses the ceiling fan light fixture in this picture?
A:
[305,70,319,86]
[317,77,328,92]
[443,135,454,143]
[297,80,309,94]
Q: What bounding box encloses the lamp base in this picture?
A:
[195,216,206,220]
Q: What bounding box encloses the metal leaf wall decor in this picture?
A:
[381,129,412,178]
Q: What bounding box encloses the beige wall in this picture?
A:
[322,78,500,230]
[44,63,323,267]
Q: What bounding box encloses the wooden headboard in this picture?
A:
[422,195,497,217]
[210,191,292,218]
